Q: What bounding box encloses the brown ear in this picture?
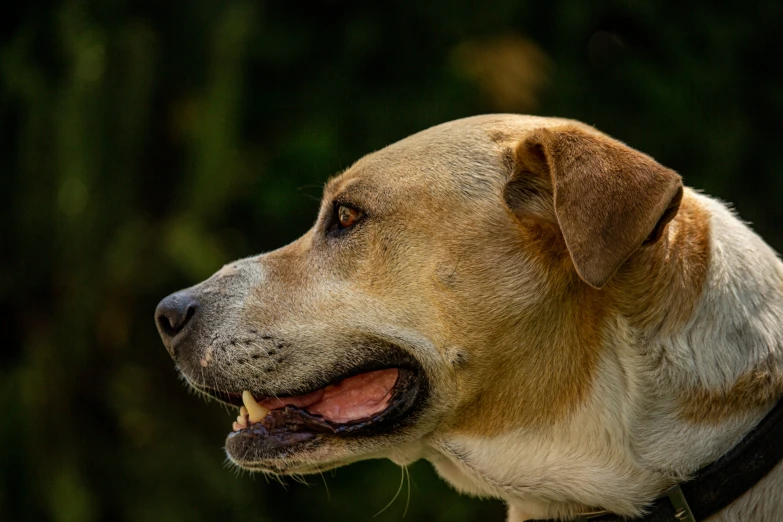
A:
[510,125,683,289]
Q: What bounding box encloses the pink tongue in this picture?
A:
[260,368,399,423]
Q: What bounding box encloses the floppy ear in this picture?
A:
[507,125,683,289]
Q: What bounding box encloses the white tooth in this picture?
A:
[240,406,248,417]
[242,390,270,423]
[236,415,247,427]
[232,421,241,431]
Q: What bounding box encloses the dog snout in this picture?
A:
[155,291,199,354]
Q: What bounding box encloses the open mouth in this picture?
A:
[192,360,426,464]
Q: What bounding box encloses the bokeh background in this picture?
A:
[2,1,783,521]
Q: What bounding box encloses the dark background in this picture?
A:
[2,1,782,521]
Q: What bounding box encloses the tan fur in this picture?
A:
[451,277,608,436]
[158,114,783,521]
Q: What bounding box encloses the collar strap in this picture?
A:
[531,397,783,522]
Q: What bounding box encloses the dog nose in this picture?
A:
[155,291,199,347]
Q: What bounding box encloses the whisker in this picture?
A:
[403,465,411,518]
[373,465,406,518]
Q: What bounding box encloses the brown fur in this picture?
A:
[609,192,712,335]
[443,125,687,436]
[515,125,683,289]
[680,368,783,424]
[448,126,688,436]
[451,276,608,436]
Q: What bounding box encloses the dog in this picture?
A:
[155,114,783,521]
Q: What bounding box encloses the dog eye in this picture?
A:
[337,204,363,229]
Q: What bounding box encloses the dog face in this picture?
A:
[155,115,684,491]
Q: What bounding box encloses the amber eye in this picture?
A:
[337,204,363,228]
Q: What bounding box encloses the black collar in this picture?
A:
[531,398,783,522]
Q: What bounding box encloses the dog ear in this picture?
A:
[506,125,683,289]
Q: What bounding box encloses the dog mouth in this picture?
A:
[233,367,412,429]
[192,359,426,466]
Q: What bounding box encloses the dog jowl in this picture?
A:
[155,115,783,521]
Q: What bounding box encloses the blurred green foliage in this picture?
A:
[2,1,782,521]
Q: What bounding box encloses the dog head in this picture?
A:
[155,115,683,485]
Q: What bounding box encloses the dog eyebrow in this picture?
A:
[323,173,347,196]
[324,177,381,208]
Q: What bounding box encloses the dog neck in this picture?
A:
[619,190,783,520]
[519,397,783,521]
[623,191,783,478]
[426,189,783,521]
